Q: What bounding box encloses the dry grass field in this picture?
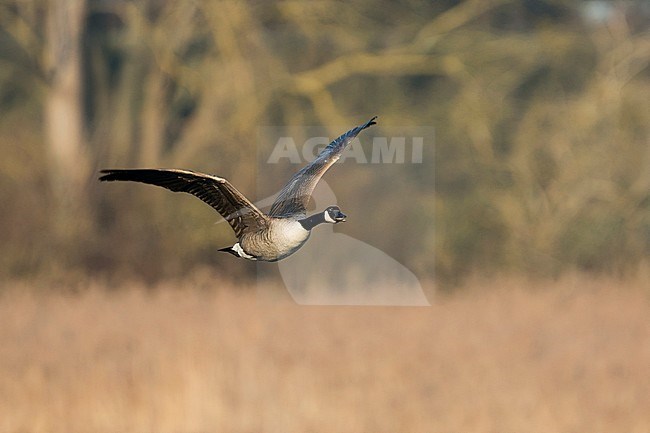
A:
[1,274,649,433]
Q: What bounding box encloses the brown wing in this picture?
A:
[99,168,268,236]
[269,117,377,217]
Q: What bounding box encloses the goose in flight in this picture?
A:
[99,117,377,261]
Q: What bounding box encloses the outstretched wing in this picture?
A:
[268,116,377,217]
[99,168,268,236]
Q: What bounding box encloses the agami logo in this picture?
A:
[267,136,425,164]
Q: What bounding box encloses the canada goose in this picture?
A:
[99,117,377,261]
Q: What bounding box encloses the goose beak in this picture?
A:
[335,211,347,223]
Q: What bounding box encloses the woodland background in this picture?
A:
[1,0,648,286]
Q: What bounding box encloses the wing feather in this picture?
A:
[99,168,267,236]
[269,116,377,217]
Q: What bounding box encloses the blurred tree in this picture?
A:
[44,0,89,236]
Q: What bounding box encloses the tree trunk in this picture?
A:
[44,0,88,237]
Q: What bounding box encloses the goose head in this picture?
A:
[324,205,347,224]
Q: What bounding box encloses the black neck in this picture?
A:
[298,212,327,230]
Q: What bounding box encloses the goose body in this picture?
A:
[99,117,376,262]
[233,218,310,261]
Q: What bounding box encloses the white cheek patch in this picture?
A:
[232,242,257,260]
[324,211,336,223]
